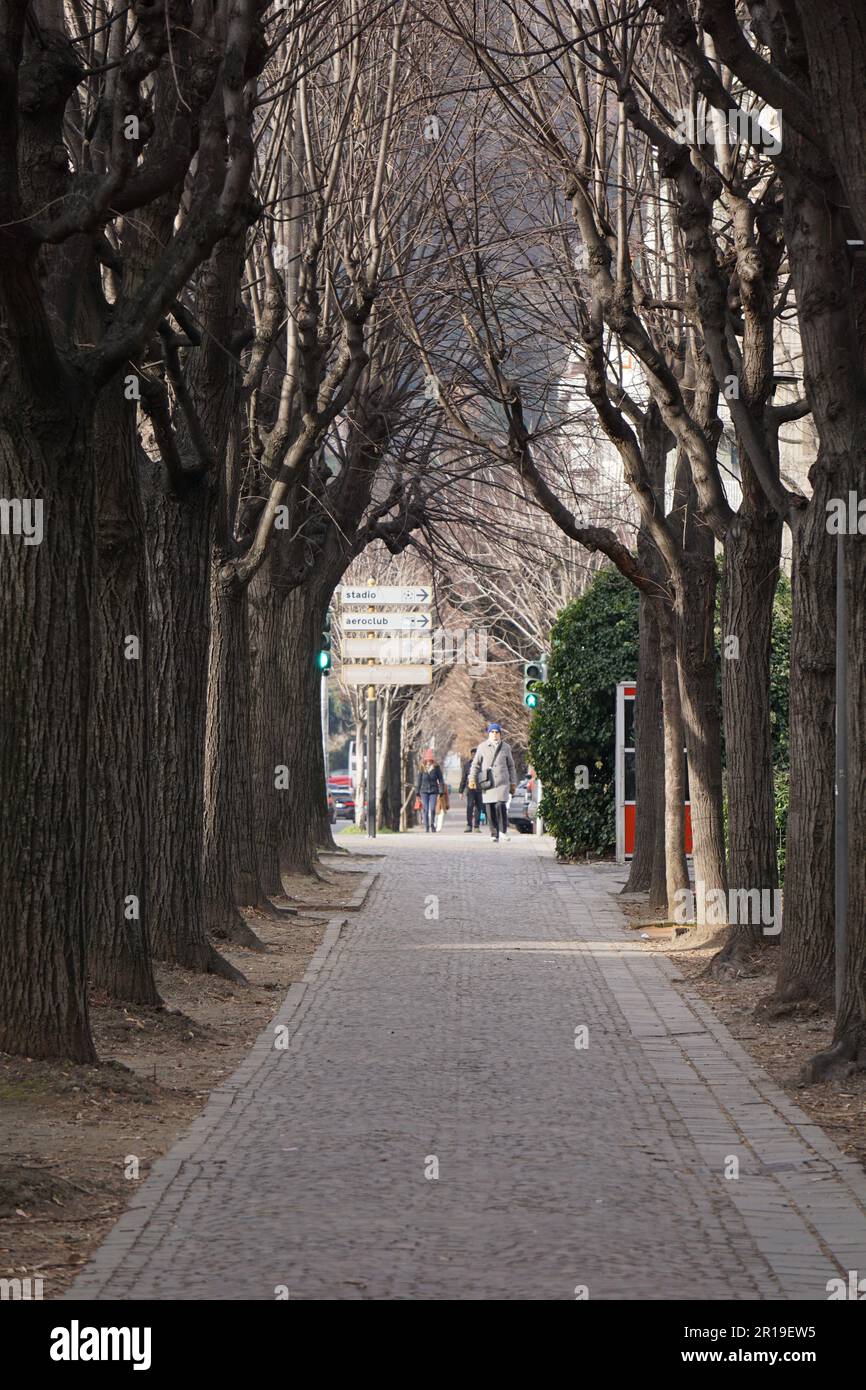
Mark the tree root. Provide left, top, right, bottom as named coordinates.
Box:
left=246, top=898, right=298, bottom=921
left=703, top=935, right=773, bottom=982
left=760, top=974, right=834, bottom=1014
left=204, top=943, right=247, bottom=984
left=800, top=1037, right=860, bottom=1084
left=208, top=911, right=268, bottom=953
left=666, top=924, right=731, bottom=954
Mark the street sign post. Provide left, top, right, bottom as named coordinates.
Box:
left=366, top=687, right=376, bottom=839
left=342, top=611, right=432, bottom=632
left=341, top=664, right=432, bottom=686
left=341, top=585, right=431, bottom=605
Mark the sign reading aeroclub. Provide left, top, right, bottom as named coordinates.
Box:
left=342, top=611, right=432, bottom=632
left=340, top=585, right=431, bottom=605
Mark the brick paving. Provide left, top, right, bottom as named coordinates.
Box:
left=69, top=817, right=866, bottom=1300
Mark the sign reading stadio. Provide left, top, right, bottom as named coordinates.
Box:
left=341, top=585, right=431, bottom=605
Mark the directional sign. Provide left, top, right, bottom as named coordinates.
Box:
left=343, top=637, right=432, bottom=662
left=342, top=611, right=431, bottom=632
left=341, top=585, right=431, bottom=605
left=340, top=664, right=432, bottom=686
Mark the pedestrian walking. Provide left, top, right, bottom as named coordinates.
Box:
left=469, top=724, right=517, bottom=842
left=415, top=749, right=445, bottom=833
left=459, top=746, right=484, bottom=832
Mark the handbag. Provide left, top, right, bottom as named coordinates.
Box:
left=480, top=741, right=502, bottom=790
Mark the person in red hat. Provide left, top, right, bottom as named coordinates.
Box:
left=414, top=748, right=445, bottom=832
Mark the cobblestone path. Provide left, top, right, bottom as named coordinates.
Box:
left=69, top=822, right=866, bottom=1300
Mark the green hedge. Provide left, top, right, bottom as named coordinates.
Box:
left=529, top=564, right=792, bottom=870
left=528, top=570, right=638, bottom=860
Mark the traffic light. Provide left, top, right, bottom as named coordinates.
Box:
left=317, top=610, right=333, bottom=672
left=523, top=656, right=547, bottom=708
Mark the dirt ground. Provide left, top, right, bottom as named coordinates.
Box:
left=0, top=858, right=373, bottom=1300
left=620, top=900, right=866, bottom=1176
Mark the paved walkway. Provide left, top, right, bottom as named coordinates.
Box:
left=70, top=816, right=866, bottom=1300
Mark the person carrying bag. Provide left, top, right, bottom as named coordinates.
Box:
left=469, top=723, right=517, bottom=842
left=415, top=749, right=445, bottom=833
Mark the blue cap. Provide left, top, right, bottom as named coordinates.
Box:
left=487, top=722, right=502, bottom=732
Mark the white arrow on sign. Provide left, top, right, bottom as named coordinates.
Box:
left=343, top=636, right=432, bottom=662
left=342, top=611, right=431, bottom=631
left=340, top=664, right=432, bottom=686
left=340, top=585, right=431, bottom=605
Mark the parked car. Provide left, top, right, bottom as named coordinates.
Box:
left=328, top=777, right=355, bottom=820
left=507, top=776, right=537, bottom=834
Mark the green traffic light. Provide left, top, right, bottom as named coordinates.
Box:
left=316, top=650, right=331, bottom=671
left=525, top=691, right=539, bottom=708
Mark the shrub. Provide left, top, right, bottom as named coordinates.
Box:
left=529, top=569, right=638, bottom=859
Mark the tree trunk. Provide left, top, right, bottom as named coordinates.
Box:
left=87, top=384, right=161, bottom=1003
left=277, top=586, right=331, bottom=875
left=0, top=399, right=97, bottom=1062
left=355, top=715, right=367, bottom=826
left=773, top=144, right=851, bottom=1021
left=624, top=587, right=663, bottom=893
left=658, top=604, right=689, bottom=919
left=674, top=548, right=728, bottom=922
left=773, top=485, right=836, bottom=1004
left=834, top=489, right=866, bottom=1059
left=248, top=564, right=285, bottom=898
left=717, top=506, right=783, bottom=962
left=380, top=694, right=406, bottom=831
left=143, top=462, right=242, bottom=979
left=202, top=571, right=266, bottom=950
left=375, top=690, right=391, bottom=830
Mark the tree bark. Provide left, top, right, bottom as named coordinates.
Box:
left=202, top=572, right=268, bottom=948
left=380, top=693, right=407, bottom=831
left=657, top=603, right=689, bottom=918
left=717, top=505, right=783, bottom=962
left=624, top=588, right=662, bottom=893
left=87, top=383, right=161, bottom=1003
left=773, top=483, right=836, bottom=1004
left=0, top=396, right=97, bottom=1062
left=775, top=142, right=860, bottom=1029
left=143, top=462, right=243, bottom=979
left=674, top=546, right=728, bottom=921
left=277, top=585, right=331, bottom=876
